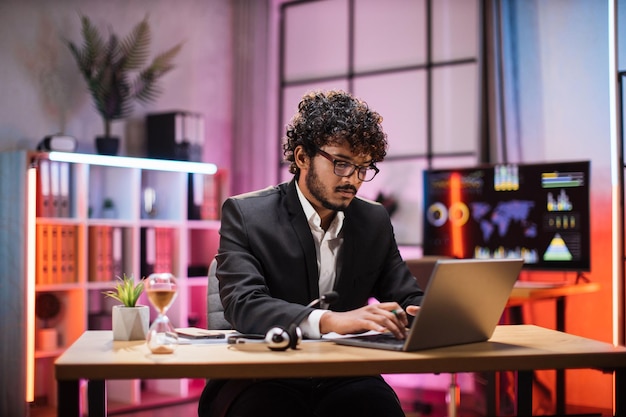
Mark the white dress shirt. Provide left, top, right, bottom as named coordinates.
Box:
left=295, top=181, right=344, bottom=338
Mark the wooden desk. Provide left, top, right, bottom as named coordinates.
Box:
left=508, top=281, right=600, bottom=312
left=55, top=325, right=626, bottom=417
left=506, top=281, right=601, bottom=414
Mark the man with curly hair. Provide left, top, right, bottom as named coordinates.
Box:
left=199, top=90, right=423, bottom=417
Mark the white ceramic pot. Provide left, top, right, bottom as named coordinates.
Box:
left=111, top=305, right=149, bottom=341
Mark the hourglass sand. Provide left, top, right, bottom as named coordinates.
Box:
left=145, top=272, right=179, bottom=354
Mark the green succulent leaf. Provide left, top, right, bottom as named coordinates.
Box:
left=103, top=273, right=145, bottom=307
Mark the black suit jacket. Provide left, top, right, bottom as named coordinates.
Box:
left=215, top=179, right=424, bottom=335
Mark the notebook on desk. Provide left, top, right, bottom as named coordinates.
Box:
left=333, top=258, right=524, bottom=351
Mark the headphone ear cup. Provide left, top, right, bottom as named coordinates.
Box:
left=265, top=326, right=291, bottom=351
left=287, top=323, right=302, bottom=350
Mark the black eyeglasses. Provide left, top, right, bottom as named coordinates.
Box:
left=315, top=148, right=379, bottom=182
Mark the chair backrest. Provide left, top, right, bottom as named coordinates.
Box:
left=206, top=259, right=232, bottom=330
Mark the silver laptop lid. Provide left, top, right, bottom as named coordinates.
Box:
left=403, top=258, right=523, bottom=351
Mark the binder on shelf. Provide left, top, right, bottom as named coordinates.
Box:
left=59, top=162, right=71, bottom=218
left=201, top=173, right=220, bottom=220
left=44, top=224, right=78, bottom=284
left=111, top=227, right=123, bottom=278
left=88, top=226, right=97, bottom=282
left=154, top=228, right=174, bottom=273
left=155, top=228, right=164, bottom=273
left=49, top=161, right=61, bottom=218
left=49, top=225, right=59, bottom=284
left=188, top=173, right=220, bottom=220
left=187, top=173, right=202, bottom=220
left=141, top=227, right=156, bottom=278
left=57, top=225, right=67, bottom=284
left=37, top=160, right=52, bottom=218
left=88, top=226, right=104, bottom=282
left=65, top=225, right=77, bottom=283
left=101, top=226, right=113, bottom=282
left=36, top=224, right=48, bottom=285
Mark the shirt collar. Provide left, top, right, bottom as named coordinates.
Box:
left=295, top=180, right=344, bottom=237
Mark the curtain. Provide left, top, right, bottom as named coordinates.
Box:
left=231, top=0, right=271, bottom=195
left=482, top=0, right=523, bottom=163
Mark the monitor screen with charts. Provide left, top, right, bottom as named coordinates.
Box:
left=332, top=258, right=523, bottom=351
left=422, top=161, right=591, bottom=272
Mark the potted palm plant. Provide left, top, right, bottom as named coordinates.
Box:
left=67, top=14, right=183, bottom=155
left=104, top=273, right=149, bottom=341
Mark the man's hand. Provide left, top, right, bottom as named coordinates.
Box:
left=320, top=302, right=419, bottom=340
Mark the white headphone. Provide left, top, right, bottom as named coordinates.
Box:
left=227, top=324, right=303, bottom=351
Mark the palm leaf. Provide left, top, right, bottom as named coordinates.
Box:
left=67, top=14, right=182, bottom=134
left=133, top=43, right=182, bottom=103
left=150, top=43, right=184, bottom=74
left=119, top=15, right=151, bottom=71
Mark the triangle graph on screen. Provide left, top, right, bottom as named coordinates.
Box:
left=543, top=233, right=573, bottom=261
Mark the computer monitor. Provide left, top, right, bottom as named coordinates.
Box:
left=422, top=161, right=591, bottom=272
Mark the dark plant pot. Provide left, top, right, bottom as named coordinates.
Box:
left=96, top=136, right=120, bottom=156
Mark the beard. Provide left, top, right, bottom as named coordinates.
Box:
left=305, top=162, right=356, bottom=212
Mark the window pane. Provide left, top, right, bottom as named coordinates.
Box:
left=432, top=0, right=479, bottom=62
left=353, top=70, right=427, bottom=157
left=284, top=0, right=349, bottom=82
left=354, top=0, right=427, bottom=72
left=432, top=64, right=479, bottom=154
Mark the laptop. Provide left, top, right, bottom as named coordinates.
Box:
left=333, top=258, right=524, bottom=351
left=404, top=255, right=448, bottom=290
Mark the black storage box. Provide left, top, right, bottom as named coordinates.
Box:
left=146, top=111, right=204, bottom=161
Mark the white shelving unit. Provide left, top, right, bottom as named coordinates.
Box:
left=5, top=150, right=226, bottom=411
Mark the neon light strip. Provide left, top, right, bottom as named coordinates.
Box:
left=26, top=168, right=36, bottom=402
left=608, top=0, right=620, bottom=350
left=47, top=152, right=218, bottom=175
left=450, top=173, right=464, bottom=259
left=608, top=1, right=620, bottom=413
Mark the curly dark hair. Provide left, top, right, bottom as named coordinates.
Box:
left=283, top=89, right=388, bottom=176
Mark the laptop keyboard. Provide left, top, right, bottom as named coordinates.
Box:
left=353, top=333, right=405, bottom=346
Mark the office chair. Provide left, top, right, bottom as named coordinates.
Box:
left=199, top=259, right=235, bottom=417
left=206, top=259, right=232, bottom=330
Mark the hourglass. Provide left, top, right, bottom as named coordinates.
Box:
left=145, top=272, right=179, bottom=354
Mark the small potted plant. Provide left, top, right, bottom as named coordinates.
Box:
left=35, top=293, right=62, bottom=351
left=104, top=273, right=149, bottom=341
left=66, top=14, right=183, bottom=155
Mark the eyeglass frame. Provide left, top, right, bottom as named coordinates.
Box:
left=315, top=148, right=380, bottom=182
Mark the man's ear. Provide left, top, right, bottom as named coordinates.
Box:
left=294, top=145, right=309, bottom=169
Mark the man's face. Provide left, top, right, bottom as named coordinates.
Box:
left=298, top=142, right=373, bottom=214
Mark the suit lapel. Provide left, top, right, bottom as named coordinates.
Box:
left=285, top=180, right=320, bottom=299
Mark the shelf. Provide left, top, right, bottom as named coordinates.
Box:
left=34, top=348, right=65, bottom=360
left=3, top=150, right=226, bottom=409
